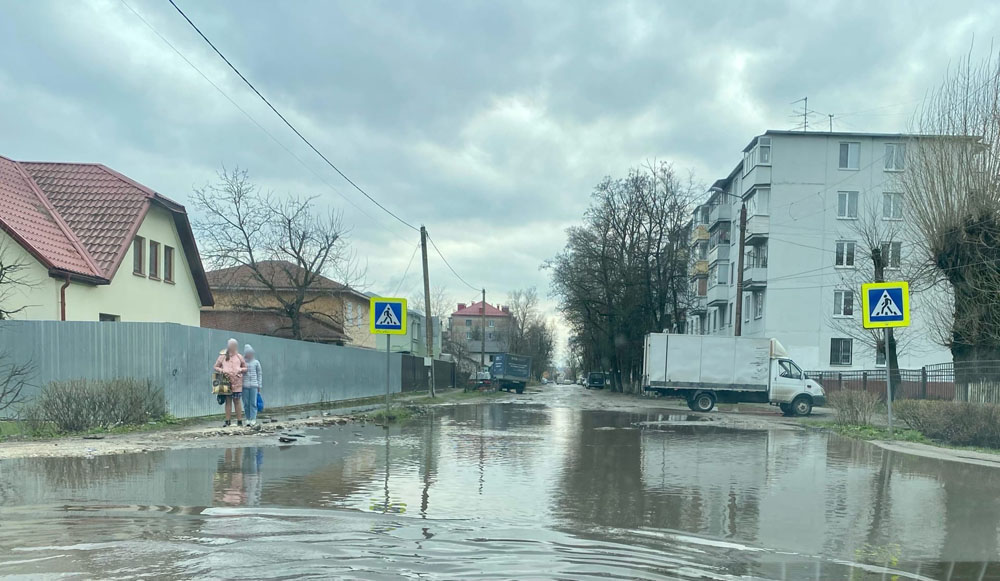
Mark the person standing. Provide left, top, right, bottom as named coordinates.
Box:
left=242, top=344, right=263, bottom=427
left=214, top=338, right=247, bottom=427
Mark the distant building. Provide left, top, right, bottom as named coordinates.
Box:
left=0, top=156, right=213, bottom=324
left=686, top=130, right=952, bottom=370
left=202, top=260, right=369, bottom=345
left=449, top=301, right=512, bottom=367
left=387, top=308, right=442, bottom=357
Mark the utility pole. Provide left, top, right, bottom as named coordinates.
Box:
left=480, top=288, right=486, bottom=371
left=734, top=202, right=747, bottom=336
left=420, top=226, right=435, bottom=398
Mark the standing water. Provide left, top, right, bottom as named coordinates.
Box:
left=1, top=399, right=998, bottom=579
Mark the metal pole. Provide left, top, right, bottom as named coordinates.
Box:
left=885, top=327, right=893, bottom=437
left=734, top=203, right=747, bottom=336
left=385, top=334, right=391, bottom=416
left=420, top=226, right=436, bottom=397
left=480, top=288, right=486, bottom=370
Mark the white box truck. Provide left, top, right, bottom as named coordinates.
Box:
left=641, top=333, right=826, bottom=415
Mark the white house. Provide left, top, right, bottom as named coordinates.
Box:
left=0, top=156, right=213, bottom=324
left=687, top=131, right=952, bottom=371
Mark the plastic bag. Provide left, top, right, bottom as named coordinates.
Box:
left=256, top=392, right=264, bottom=412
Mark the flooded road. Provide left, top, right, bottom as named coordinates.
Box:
left=1, top=388, right=999, bottom=580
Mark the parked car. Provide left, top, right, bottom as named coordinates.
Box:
left=586, top=372, right=606, bottom=389
left=470, top=371, right=491, bottom=389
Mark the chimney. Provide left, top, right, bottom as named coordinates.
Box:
left=501, top=306, right=510, bottom=313
left=458, top=303, right=466, bottom=310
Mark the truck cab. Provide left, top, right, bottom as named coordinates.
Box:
left=770, top=357, right=826, bottom=415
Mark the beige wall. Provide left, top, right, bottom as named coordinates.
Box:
left=0, top=228, right=59, bottom=319
left=2, top=205, right=204, bottom=325
left=342, top=294, right=375, bottom=349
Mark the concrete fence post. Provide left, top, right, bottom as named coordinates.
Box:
left=920, top=367, right=928, bottom=400
left=862, top=371, right=867, bottom=393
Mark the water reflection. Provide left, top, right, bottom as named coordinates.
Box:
left=1, top=402, right=998, bottom=579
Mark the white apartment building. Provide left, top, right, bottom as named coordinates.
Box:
left=686, top=130, right=953, bottom=371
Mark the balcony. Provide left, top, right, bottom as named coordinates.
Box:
left=744, top=266, right=767, bottom=289
left=690, top=224, right=709, bottom=243
left=689, top=296, right=707, bottom=314
left=707, top=283, right=729, bottom=306
left=745, top=214, right=769, bottom=243
left=707, top=244, right=730, bottom=264
left=690, top=260, right=708, bottom=278
left=709, top=203, right=732, bottom=225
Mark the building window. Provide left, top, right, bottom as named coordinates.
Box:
left=835, top=241, right=856, bottom=267
left=830, top=338, right=853, bottom=366
left=466, top=331, right=472, bottom=340
left=99, top=313, right=120, bottom=322
left=728, top=301, right=734, bottom=327
left=880, top=241, right=902, bottom=268
left=837, top=191, right=859, bottom=219
left=164, top=246, right=174, bottom=282
left=747, top=188, right=770, bottom=216
left=839, top=142, right=860, bottom=170
left=834, top=290, right=854, bottom=317
left=133, top=236, right=145, bottom=275
left=148, top=241, right=160, bottom=279
left=884, top=143, right=906, bottom=171
left=730, top=263, right=735, bottom=284
left=696, top=240, right=708, bottom=260
left=465, top=319, right=472, bottom=327
left=488, top=320, right=495, bottom=328
left=346, top=303, right=354, bottom=326
left=882, top=193, right=903, bottom=220
left=758, top=137, right=771, bottom=165
left=717, top=265, right=727, bottom=285
left=743, top=294, right=750, bottom=323
left=753, top=291, right=764, bottom=319
left=488, top=331, right=494, bottom=340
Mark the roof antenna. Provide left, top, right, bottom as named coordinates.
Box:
left=791, top=97, right=809, bottom=131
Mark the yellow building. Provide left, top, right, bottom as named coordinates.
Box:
left=202, top=260, right=374, bottom=347
left=0, top=156, right=213, bottom=324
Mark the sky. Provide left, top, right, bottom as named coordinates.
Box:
left=1, top=0, right=997, bottom=362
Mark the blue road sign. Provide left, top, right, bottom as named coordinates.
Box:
left=861, top=281, right=910, bottom=328
left=369, top=297, right=407, bottom=335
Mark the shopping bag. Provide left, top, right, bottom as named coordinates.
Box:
left=256, top=392, right=264, bottom=412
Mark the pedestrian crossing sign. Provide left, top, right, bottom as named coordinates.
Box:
left=861, top=281, right=910, bottom=329
left=370, top=297, right=407, bottom=334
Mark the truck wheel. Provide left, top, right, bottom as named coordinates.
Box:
left=779, top=403, right=792, bottom=416
left=686, top=399, right=697, bottom=411
left=515, top=385, right=525, bottom=394
left=791, top=396, right=813, bottom=417
left=691, top=392, right=716, bottom=413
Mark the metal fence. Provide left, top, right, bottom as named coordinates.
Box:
left=806, top=361, right=1000, bottom=403
left=400, top=354, right=457, bottom=393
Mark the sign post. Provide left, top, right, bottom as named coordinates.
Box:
left=861, top=281, right=910, bottom=436
left=369, top=297, right=407, bottom=418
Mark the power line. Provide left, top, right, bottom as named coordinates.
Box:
left=426, top=232, right=480, bottom=292
left=167, top=0, right=418, bottom=232
left=393, top=242, right=421, bottom=295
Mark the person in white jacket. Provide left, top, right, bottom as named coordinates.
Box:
left=242, top=344, right=263, bottom=427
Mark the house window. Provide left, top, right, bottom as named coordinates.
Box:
left=882, top=193, right=903, bottom=220
left=753, top=291, right=764, bottom=319
left=487, top=331, right=494, bottom=340
left=830, top=338, right=853, bottom=366
left=488, top=320, right=495, bottom=328
left=837, top=191, right=859, bottom=219
left=835, top=241, right=856, bottom=267
left=465, top=319, right=472, bottom=327
left=880, top=241, right=902, bottom=268
left=884, top=143, right=906, bottom=171
left=133, top=236, right=145, bottom=275
left=346, top=303, right=354, bottom=326
left=466, top=331, right=472, bottom=340
left=834, top=290, right=854, bottom=317
left=164, top=246, right=174, bottom=282
left=99, top=313, right=120, bottom=322
left=839, top=142, right=860, bottom=170
left=743, top=294, right=750, bottom=323
left=148, top=241, right=160, bottom=279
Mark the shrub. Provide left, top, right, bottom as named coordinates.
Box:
left=895, top=400, right=1000, bottom=449
left=22, top=379, right=166, bottom=433
left=828, top=390, right=882, bottom=426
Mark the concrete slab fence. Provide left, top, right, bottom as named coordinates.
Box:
left=0, top=321, right=405, bottom=418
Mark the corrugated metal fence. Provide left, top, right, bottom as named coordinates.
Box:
left=806, top=362, right=1000, bottom=403
left=0, top=321, right=460, bottom=419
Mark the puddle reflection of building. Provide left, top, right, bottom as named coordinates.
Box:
left=212, top=447, right=263, bottom=506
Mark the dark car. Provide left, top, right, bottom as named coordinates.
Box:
left=586, top=371, right=606, bottom=389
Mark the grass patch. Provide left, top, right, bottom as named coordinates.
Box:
left=365, top=406, right=417, bottom=423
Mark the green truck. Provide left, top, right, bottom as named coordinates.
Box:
left=491, top=353, right=532, bottom=394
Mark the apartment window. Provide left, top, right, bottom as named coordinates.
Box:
left=709, top=224, right=731, bottom=249
left=148, top=241, right=160, bottom=279
left=839, top=142, right=860, bottom=170
left=132, top=236, right=145, bottom=275
left=696, top=240, right=708, bottom=260
left=830, top=338, right=853, bottom=366
left=743, top=294, right=751, bottom=323
left=717, top=265, right=727, bottom=285
left=163, top=246, right=174, bottom=282
left=465, top=319, right=472, bottom=327
left=487, top=332, right=494, bottom=340
left=488, top=320, right=495, bottom=328
left=834, top=290, right=854, bottom=317
left=699, top=207, right=710, bottom=225
left=835, top=241, right=856, bottom=267
left=837, top=191, right=859, bottom=219
left=880, top=241, right=902, bottom=268
left=882, top=193, right=903, bottom=220
left=711, top=310, right=717, bottom=331
left=730, top=263, right=735, bottom=284
left=466, top=331, right=472, bottom=340
left=748, top=244, right=768, bottom=268
left=884, top=143, right=906, bottom=171
left=99, top=313, right=120, bottom=322
left=747, top=188, right=770, bottom=216
left=753, top=291, right=764, bottom=319
left=758, top=137, right=771, bottom=165
left=728, top=301, right=734, bottom=326
left=697, top=277, right=707, bottom=296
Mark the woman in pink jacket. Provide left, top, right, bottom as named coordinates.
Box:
left=215, top=338, right=248, bottom=427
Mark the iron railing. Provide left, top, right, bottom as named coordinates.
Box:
left=805, top=361, right=1000, bottom=402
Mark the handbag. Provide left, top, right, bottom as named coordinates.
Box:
left=256, top=392, right=264, bottom=412
left=212, top=371, right=232, bottom=395
left=217, top=394, right=226, bottom=405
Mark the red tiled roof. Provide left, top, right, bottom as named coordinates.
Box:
left=451, top=301, right=510, bottom=317
left=0, top=156, right=213, bottom=305
left=206, top=261, right=359, bottom=295
left=201, top=309, right=348, bottom=344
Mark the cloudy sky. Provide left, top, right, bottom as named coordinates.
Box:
left=0, top=0, right=996, bottom=357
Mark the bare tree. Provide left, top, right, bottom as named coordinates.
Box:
left=0, top=242, right=35, bottom=414
left=504, top=287, right=555, bottom=380
left=193, top=166, right=361, bottom=341
left=902, top=50, right=1000, bottom=370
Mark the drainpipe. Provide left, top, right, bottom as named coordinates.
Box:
left=60, top=274, right=70, bottom=321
